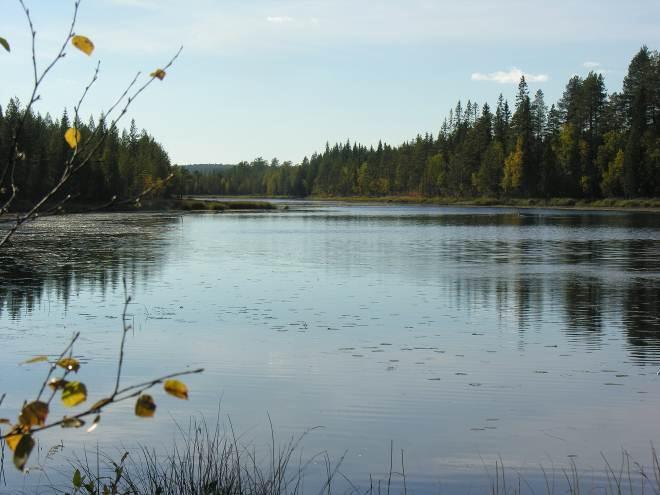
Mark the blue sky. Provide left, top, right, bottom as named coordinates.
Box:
left=2, top=0, right=659, bottom=164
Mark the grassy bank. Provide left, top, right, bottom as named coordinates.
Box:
left=186, top=193, right=660, bottom=211
left=64, top=418, right=660, bottom=495
left=174, top=198, right=277, bottom=211
left=9, top=196, right=658, bottom=217
left=308, top=195, right=660, bottom=211
left=3, top=197, right=278, bottom=216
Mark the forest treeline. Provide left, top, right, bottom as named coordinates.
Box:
left=2, top=47, right=658, bottom=205
left=0, top=101, right=172, bottom=206
left=177, top=47, right=659, bottom=200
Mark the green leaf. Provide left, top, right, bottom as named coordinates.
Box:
left=73, top=468, right=83, bottom=488
left=0, top=36, right=9, bottom=53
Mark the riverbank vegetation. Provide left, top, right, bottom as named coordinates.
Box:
left=307, top=195, right=660, bottom=209
left=64, top=417, right=660, bottom=495
left=176, top=47, right=659, bottom=204
left=175, top=198, right=277, bottom=211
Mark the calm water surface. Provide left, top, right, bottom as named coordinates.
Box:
left=1, top=202, right=659, bottom=493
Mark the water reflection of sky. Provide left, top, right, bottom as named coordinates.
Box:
left=0, top=205, right=659, bottom=493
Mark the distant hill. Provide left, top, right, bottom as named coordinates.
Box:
left=179, top=164, right=235, bottom=174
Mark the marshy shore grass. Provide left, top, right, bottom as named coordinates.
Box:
left=308, top=195, right=660, bottom=211
left=174, top=198, right=277, bottom=211
left=185, top=193, right=660, bottom=211
left=62, top=417, right=660, bottom=495
left=3, top=197, right=278, bottom=216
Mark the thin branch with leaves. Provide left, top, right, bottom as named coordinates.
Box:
left=0, top=0, right=182, bottom=248
left=0, top=279, right=203, bottom=472
left=0, top=0, right=201, bottom=475
left=0, top=0, right=81, bottom=215
left=0, top=44, right=183, bottom=248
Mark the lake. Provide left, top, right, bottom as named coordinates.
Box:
left=1, top=202, right=659, bottom=493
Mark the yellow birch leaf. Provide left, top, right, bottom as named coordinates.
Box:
left=61, top=381, right=87, bottom=407
left=150, top=69, right=166, bottom=80
left=64, top=128, right=81, bottom=149
left=61, top=416, right=85, bottom=428
left=71, top=35, right=94, bottom=55
left=163, top=379, right=188, bottom=400
left=13, top=434, right=35, bottom=471
left=5, top=429, right=22, bottom=451
left=135, top=394, right=156, bottom=418
left=22, top=355, right=49, bottom=365
left=0, top=36, right=9, bottom=53
left=18, top=401, right=49, bottom=428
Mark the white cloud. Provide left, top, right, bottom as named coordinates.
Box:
left=581, top=61, right=612, bottom=75
left=583, top=61, right=612, bottom=75
left=266, top=16, right=294, bottom=23
left=111, top=0, right=158, bottom=8
left=471, top=67, right=549, bottom=84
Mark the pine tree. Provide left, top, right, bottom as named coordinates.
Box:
left=623, top=88, right=646, bottom=197
left=510, top=76, right=535, bottom=195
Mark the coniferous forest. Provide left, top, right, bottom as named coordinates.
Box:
left=2, top=47, right=658, bottom=206
left=177, top=47, right=659, bottom=201
left=0, top=102, right=171, bottom=207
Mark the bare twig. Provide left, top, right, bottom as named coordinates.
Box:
left=73, top=60, right=101, bottom=129
left=77, top=195, right=118, bottom=213
left=401, top=449, right=407, bottom=495
left=387, top=440, right=393, bottom=495
left=1, top=0, right=80, bottom=215
left=116, top=174, right=175, bottom=207
left=113, top=279, right=133, bottom=397
left=114, top=369, right=204, bottom=398
left=41, top=193, right=75, bottom=216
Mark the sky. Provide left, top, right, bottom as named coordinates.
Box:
left=1, top=0, right=659, bottom=165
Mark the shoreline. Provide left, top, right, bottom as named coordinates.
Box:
left=2, top=197, right=278, bottom=216
left=309, top=195, right=660, bottom=212
left=190, top=194, right=660, bottom=213
left=6, top=195, right=660, bottom=216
